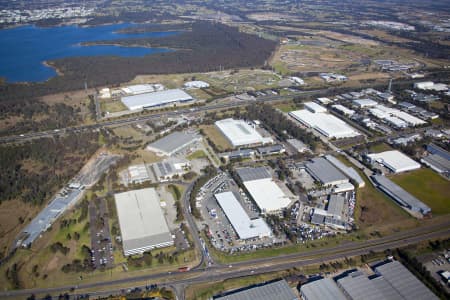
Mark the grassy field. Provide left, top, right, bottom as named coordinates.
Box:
left=100, top=99, right=127, bottom=114
left=199, top=125, right=232, bottom=151
left=335, top=155, right=417, bottom=235
left=390, top=168, right=450, bottom=215
left=369, top=142, right=393, bottom=153
left=274, top=101, right=298, bottom=113
left=187, top=150, right=207, bottom=160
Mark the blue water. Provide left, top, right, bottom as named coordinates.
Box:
left=0, top=23, right=177, bottom=82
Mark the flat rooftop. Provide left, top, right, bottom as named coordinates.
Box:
left=147, top=131, right=200, bottom=156
left=290, top=109, right=359, bottom=139
left=368, top=150, right=421, bottom=173
left=121, top=89, right=193, bottom=110
left=114, top=188, right=172, bottom=255
left=215, top=192, right=271, bottom=240
left=215, top=118, right=272, bottom=147
left=236, top=166, right=272, bottom=182
left=306, top=157, right=349, bottom=186
left=243, top=178, right=291, bottom=213
left=214, top=280, right=298, bottom=300
left=374, top=261, right=438, bottom=300
left=300, top=278, right=347, bottom=300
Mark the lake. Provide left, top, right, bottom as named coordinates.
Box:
left=0, top=23, right=177, bottom=82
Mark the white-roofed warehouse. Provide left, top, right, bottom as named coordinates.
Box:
left=115, top=188, right=173, bottom=256
left=121, top=89, right=193, bottom=110
left=215, top=118, right=273, bottom=148
left=237, top=167, right=291, bottom=213
left=289, top=109, right=359, bottom=139
left=367, top=150, right=421, bottom=173
left=215, top=192, right=272, bottom=240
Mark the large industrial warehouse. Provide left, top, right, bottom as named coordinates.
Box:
left=215, top=118, right=273, bottom=148
left=289, top=109, right=359, bottom=139
left=371, top=175, right=431, bottom=216
left=121, top=89, right=193, bottom=110
left=300, top=260, right=438, bottom=300
left=215, top=192, right=272, bottom=240
left=214, top=279, right=298, bottom=300
left=146, top=131, right=202, bottom=156
left=114, top=188, right=173, bottom=256
left=237, top=167, right=291, bottom=213
left=305, top=157, right=349, bottom=186
left=367, top=150, right=421, bottom=173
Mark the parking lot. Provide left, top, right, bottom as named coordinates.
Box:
left=196, top=172, right=281, bottom=253
left=89, top=197, right=114, bottom=269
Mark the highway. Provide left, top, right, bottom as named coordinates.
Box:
left=0, top=89, right=329, bottom=144
left=0, top=220, right=448, bottom=299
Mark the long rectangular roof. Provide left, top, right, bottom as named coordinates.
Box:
left=215, top=118, right=271, bottom=147
left=305, top=157, right=349, bottom=185
left=375, top=261, right=438, bottom=300
left=147, top=131, right=201, bottom=156
left=215, top=192, right=271, bottom=240
left=371, top=175, right=430, bottom=215
left=300, top=278, right=347, bottom=300
left=214, top=280, right=298, bottom=300
left=325, top=155, right=365, bottom=187
left=289, top=109, right=359, bottom=139
left=421, top=154, right=450, bottom=173
left=337, top=271, right=386, bottom=300
left=367, top=150, right=420, bottom=173
left=243, top=178, right=291, bottom=213
left=121, top=89, right=193, bottom=110
left=114, top=188, right=172, bottom=255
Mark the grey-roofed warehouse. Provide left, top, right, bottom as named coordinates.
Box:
left=114, top=188, right=173, bottom=256
left=327, top=194, right=345, bottom=219
left=337, top=271, right=386, bottom=300
left=306, top=157, right=349, bottom=186
left=374, top=260, right=438, bottom=300
left=19, top=188, right=83, bottom=247
left=300, top=278, right=346, bottom=300
left=213, top=279, right=298, bottom=300
left=325, top=155, right=365, bottom=187
left=121, top=89, right=193, bottom=110
left=421, top=154, right=450, bottom=176
left=236, top=166, right=272, bottom=182
left=147, top=131, right=202, bottom=156
left=371, top=175, right=431, bottom=215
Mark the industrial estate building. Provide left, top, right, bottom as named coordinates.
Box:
left=147, top=131, right=202, bottom=156
left=325, top=155, right=365, bottom=188
left=300, top=278, right=347, bottom=300
left=151, top=158, right=190, bottom=182
left=237, top=167, right=291, bottom=213
left=183, top=80, right=209, bottom=89
left=215, top=192, right=272, bottom=240
left=371, top=175, right=431, bottom=216
left=300, top=260, right=438, bottom=300
left=114, top=188, right=173, bottom=256
left=121, top=89, right=193, bottom=110
left=289, top=107, right=359, bottom=139
left=421, top=154, right=450, bottom=177
left=121, top=84, right=164, bottom=95
left=369, top=104, right=426, bottom=128
left=19, top=187, right=83, bottom=247
left=305, top=157, right=349, bottom=186
left=367, top=150, right=421, bottom=173
left=215, top=118, right=273, bottom=148
left=213, top=279, right=298, bottom=300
